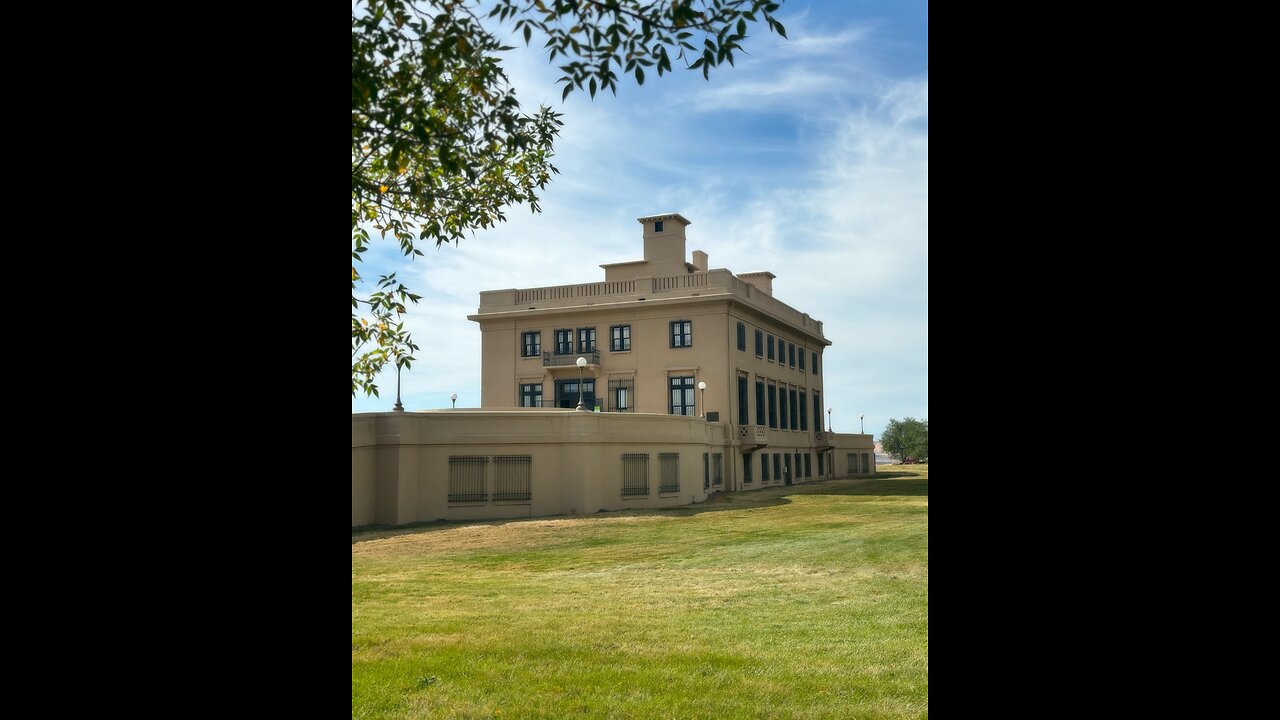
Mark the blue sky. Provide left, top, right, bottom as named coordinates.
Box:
left=352, top=1, right=928, bottom=441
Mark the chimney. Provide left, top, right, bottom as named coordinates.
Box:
left=692, top=250, right=708, bottom=272
left=636, top=213, right=693, bottom=277
left=738, top=271, right=775, bottom=296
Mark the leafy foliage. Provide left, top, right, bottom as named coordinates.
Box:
left=352, top=0, right=787, bottom=396
left=880, top=417, right=928, bottom=462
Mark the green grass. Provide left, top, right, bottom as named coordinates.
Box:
left=352, top=465, right=928, bottom=719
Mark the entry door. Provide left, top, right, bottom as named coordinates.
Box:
left=555, top=379, right=596, bottom=409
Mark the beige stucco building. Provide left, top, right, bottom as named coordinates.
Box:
left=351, top=213, right=875, bottom=528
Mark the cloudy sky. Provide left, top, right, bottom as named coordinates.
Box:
left=352, top=0, right=928, bottom=441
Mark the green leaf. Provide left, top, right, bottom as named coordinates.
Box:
left=562, top=83, right=573, bottom=101
left=773, top=20, right=787, bottom=39
left=635, top=66, right=644, bottom=85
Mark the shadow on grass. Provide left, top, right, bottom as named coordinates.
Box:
left=352, top=472, right=929, bottom=543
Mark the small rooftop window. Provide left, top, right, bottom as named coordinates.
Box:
left=654, top=220, right=664, bottom=232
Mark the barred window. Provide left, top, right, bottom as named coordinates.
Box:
left=609, top=378, right=635, bottom=412
left=712, top=453, right=723, bottom=486
left=623, top=453, right=649, bottom=496
left=743, top=453, right=753, bottom=484
left=660, top=453, right=680, bottom=493
left=493, top=456, right=532, bottom=501
left=448, top=456, right=488, bottom=502
left=848, top=454, right=857, bottom=474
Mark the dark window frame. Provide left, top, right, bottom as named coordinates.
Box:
left=755, top=381, right=766, bottom=426
left=788, top=343, right=796, bottom=368
left=767, top=383, right=777, bottom=429
left=767, top=335, right=775, bottom=362
left=669, top=375, right=695, bottom=415
left=610, top=324, right=631, bottom=351
left=670, top=320, right=692, bottom=348
left=736, top=322, right=746, bottom=351
left=577, top=326, right=596, bottom=353
left=554, top=328, right=572, bottom=355
left=799, top=391, right=808, bottom=431
left=519, top=382, right=543, bottom=408
left=737, top=375, right=749, bottom=425
left=521, top=330, right=541, bottom=358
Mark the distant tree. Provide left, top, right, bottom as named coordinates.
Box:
left=880, top=417, right=928, bottom=462
left=352, top=0, right=789, bottom=397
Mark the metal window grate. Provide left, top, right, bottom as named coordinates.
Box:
left=848, top=454, right=857, bottom=475
left=712, top=453, right=723, bottom=486
left=448, top=456, right=488, bottom=502
left=609, top=378, right=635, bottom=412
left=493, top=455, right=532, bottom=501
left=659, top=453, right=680, bottom=493
left=623, top=453, right=649, bottom=496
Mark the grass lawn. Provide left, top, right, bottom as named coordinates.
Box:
left=352, top=465, right=928, bottom=719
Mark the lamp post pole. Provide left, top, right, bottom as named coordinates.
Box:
left=393, top=360, right=404, bottom=412
left=827, top=408, right=832, bottom=432
left=698, top=381, right=707, bottom=418
left=576, top=356, right=587, bottom=410
left=451, top=393, right=457, bottom=409
left=860, top=413, right=864, bottom=434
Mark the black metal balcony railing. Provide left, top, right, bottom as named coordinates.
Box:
left=543, top=349, right=600, bottom=367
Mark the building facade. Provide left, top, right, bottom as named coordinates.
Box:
left=468, top=213, right=847, bottom=491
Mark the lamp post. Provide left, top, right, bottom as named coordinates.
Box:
left=698, top=381, right=707, bottom=418
left=451, top=393, right=457, bottom=409
left=827, top=408, right=832, bottom=432
left=860, top=413, right=864, bottom=434
left=576, top=356, right=588, bottom=410
left=393, top=360, right=404, bottom=412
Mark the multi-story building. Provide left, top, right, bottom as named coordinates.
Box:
left=469, top=212, right=838, bottom=489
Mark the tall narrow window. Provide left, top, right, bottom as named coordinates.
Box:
left=799, top=391, right=808, bottom=431
left=788, top=343, right=796, bottom=368
left=814, top=392, right=822, bottom=431
left=669, top=376, right=695, bottom=415
left=817, top=452, right=824, bottom=476
left=610, top=324, right=631, bottom=351
left=743, top=453, right=753, bottom=484
left=755, top=380, right=766, bottom=426
left=804, top=453, right=811, bottom=478
left=622, top=454, right=649, bottom=496
left=521, top=331, right=540, bottom=357
left=703, top=452, right=709, bottom=490
left=779, top=386, right=788, bottom=431
left=660, top=453, right=680, bottom=493
left=555, top=329, right=572, bottom=355
left=767, top=335, right=775, bottom=361
left=737, top=375, right=749, bottom=425
left=762, top=453, right=769, bottom=482
left=670, top=320, right=692, bottom=348
left=754, top=329, right=764, bottom=356
left=737, top=322, right=746, bottom=351
left=767, top=383, right=777, bottom=429
left=789, top=388, right=798, bottom=429
left=519, top=383, right=542, bottom=407
left=799, top=349, right=805, bottom=372
left=712, top=453, right=723, bottom=486
left=812, top=352, right=819, bottom=375
left=578, top=327, right=596, bottom=353
left=773, top=454, right=781, bottom=482
left=609, top=378, right=634, bottom=412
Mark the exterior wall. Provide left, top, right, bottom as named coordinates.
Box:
left=352, top=410, right=733, bottom=527
left=831, top=433, right=877, bottom=476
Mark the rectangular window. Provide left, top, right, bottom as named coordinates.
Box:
left=767, top=383, right=777, bottom=429
left=623, top=453, right=649, bottom=496
left=767, top=335, right=775, bottom=361
left=737, top=322, right=746, bottom=351
left=738, top=375, right=749, bottom=425
left=784, top=454, right=792, bottom=483
left=773, top=454, right=781, bottom=482
left=812, top=352, right=819, bottom=375
left=703, top=452, right=710, bottom=490
left=799, top=391, right=808, bottom=431
left=660, top=453, right=680, bottom=493
left=493, top=455, right=532, bottom=501
left=814, top=392, right=822, bottom=431
left=555, top=329, right=572, bottom=355
left=789, top=388, right=798, bottom=430
left=655, top=220, right=664, bottom=232
left=448, top=456, right=487, bottom=502
left=804, top=453, right=811, bottom=478
left=848, top=453, right=857, bottom=475
left=754, top=329, right=764, bottom=356
left=788, top=343, right=796, bottom=368
left=670, top=320, right=692, bottom=348
left=755, top=381, right=765, bottom=426
left=799, top=349, right=805, bottom=372
left=779, top=386, right=788, bottom=430
left=761, top=453, right=769, bottom=482
left=610, top=324, right=631, bottom=351
left=712, top=453, right=723, bottom=486
left=608, top=378, right=634, bottom=412
left=743, top=453, right=753, bottom=484
left=795, top=453, right=802, bottom=481
left=521, top=331, right=540, bottom=357
left=519, top=383, right=542, bottom=407
left=555, top=378, right=595, bottom=409
left=578, top=327, right=596, bottom=353
left=670, top=376, right=695, bottom=415
left=817, top=452, right=824, bottom=476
